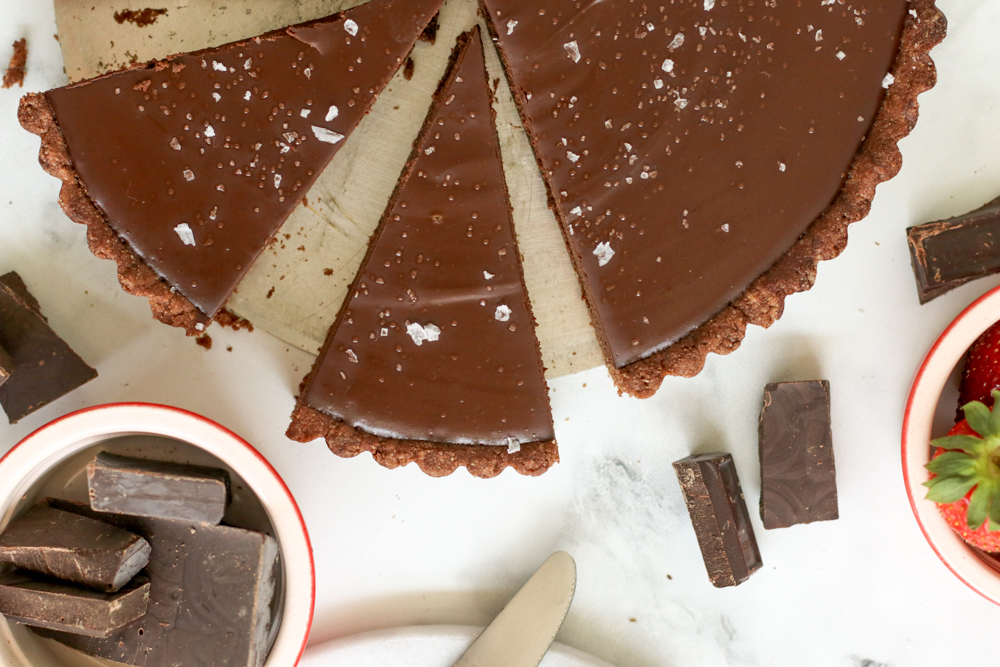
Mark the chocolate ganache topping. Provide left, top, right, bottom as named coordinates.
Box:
left=482, top=0, right=909, bottom=367
left=302, top=27, right=554, bottom=447
left=44, top=0, right=444, bottom=318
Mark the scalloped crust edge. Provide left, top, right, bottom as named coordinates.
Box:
left=286, top=403, right=559, bottom=478
left=611, top=0, right=947, bottom=397
left=18, top=92, right=215, bottom=335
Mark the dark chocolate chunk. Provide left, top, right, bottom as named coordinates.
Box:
left=0, top=571, right=149, bottom=638
left=41, top=500, right=279, bottom=667
left=0, top=343, right=13, bottom=388
left=0, top=505, right=150, bottom=592
left=673, top=453, right=761, bottom=588
left=87, top=452, right=231, bottom=524
left=759, top=381, right=838, bottom=529
left=0, top=272, right=97, bottom=423
left=907, top=196, right=1000, bottom=303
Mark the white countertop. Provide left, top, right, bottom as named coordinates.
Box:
left=2, top=2, right=1000, bottom=666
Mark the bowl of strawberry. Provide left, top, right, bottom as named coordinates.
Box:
left=903, top=285, right=1000, bottom=603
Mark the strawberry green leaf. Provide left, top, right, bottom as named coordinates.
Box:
left=988, top=488, right=1000, bottom=527
left=963, top=401, right=997, bottom=438
left=968, top=484, right=991, bottom=530
left=925, top=475, right=977, bottom=503
left=929, top=435, right=982, bottom=454
left=926, top=451, right=978, bottom=476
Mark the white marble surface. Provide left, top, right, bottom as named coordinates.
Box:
left=1, top=2, right=1000, bottom=666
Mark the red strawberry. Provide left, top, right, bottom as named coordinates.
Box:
left=957, top=321, right=1000, bottom=420
left=926, top=392, right=1000, bottom=552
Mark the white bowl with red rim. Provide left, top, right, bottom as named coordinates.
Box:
left=903, top=285, right=1000, bottom=605
left=0, top=403, right=314, bottom=666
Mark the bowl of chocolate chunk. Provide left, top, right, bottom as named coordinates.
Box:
left=903, top=284, right=1000, bottom=604
left=0, top=403, right=313, bottom=666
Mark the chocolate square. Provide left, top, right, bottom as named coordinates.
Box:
left=673, top=453, right=762, bottom=587
left=758, top=381, right=838, bottom=529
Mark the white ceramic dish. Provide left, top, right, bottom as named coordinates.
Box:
left=902, top=285, right=1000, bottom=605
left=0, top=403, right=314, bottom=666
left=300, top=625, right=616, bottom=667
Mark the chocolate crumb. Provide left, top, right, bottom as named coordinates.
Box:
left=195, top=335, right=212, bottom=350
left=212, top=310, right=253, bottom=332
left=403, top=57, right=415, bottom=81
left=226, top=346, right=232, bottom=352
left=113, top=8, right=168, bottom=28
left=419, top=14, right=439, bottom=44
left=323, top=268, right=333, bottom=276
left=266, top=287, right=275, bottom=299
left=3, top=39, right=27, bottom=89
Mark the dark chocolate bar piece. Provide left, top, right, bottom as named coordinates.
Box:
left=0, top=271, right=97, bottom=423
left=907, top=196, right=1000, bottom=303
left=0, top=571, right=149, bottom=638
left=87, top=452, right=231, bottom=524
left=673, top=453, right=762, bottom=588
left=759, top=381, right=839, bottom=529
left=0, top=505, right=150, bottom=592
left=0, top=343, right=12, bottom=388
left=39, top=500, right=279, bottom=667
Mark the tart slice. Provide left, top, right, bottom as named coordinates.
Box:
left=287, top=27, right=557, bottom=478
left=481, top=0, right=945, bottom=396
left=18, top=0, right=444, bottom=334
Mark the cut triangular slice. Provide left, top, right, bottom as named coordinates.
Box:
left=19, top=0, right=443, bottom=332
left=287, top=27, right=557, bottom=479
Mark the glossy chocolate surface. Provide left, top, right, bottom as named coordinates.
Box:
left=303, top=29, right=554, bottom=447
left=673, top=452, right=761, bottom=588
left=483, top=0, right=908, bottom=366
left=758, top=381, right=838, bottom=529
left=45, top=0, right=443, bottom=318
left=0, top=272, right=97, bottom=423
left=907, top=196, right=1000, bottom=303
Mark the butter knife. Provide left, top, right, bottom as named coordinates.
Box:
left=451, top=551, right=577, bottom=667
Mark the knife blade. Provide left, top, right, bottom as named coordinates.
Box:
left=451, top=551, right=576, bottom=667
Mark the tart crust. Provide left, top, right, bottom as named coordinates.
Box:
left=484, top=0, right=947, bottom=398
left=287, top=403, right=558, bottom=478
left=19, top=92, right=212, bottom=335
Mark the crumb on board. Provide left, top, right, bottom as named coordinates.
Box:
left=113, top=8, right=168, bottom=28
left=3, top=39, right=27, bottom=89
left=196, top=334, right=213, bottom=350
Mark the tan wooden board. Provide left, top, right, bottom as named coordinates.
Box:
left=53, top=0, right=604, bottom=379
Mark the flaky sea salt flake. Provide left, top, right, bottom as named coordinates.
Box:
left=212, top=93, right=221, bottom=102
left=668, top=33, right=685, bottom=50
left=170, top=137, right=181, bottom=150
left=425, top=146, right=436, bottom=155
left=654, top=78, right=664, bottom=89
left=274, top=174, right=282, bottom=189
left=484, top=271, right=494, bottom=280
left=564, top=40, right=581, bottom=63
left=882, top=72, right=895, bottom=88
left=506, top=437, right=521, bottom=454
left=183, top=169, right=195, bottom=181
left=244, top=91, right=251, bottom=101
left=344, top=18, right=359, bottom=36
left=244, top=58, right=252, bottom=70
left=345, top=349, right=358, bottom=364
left=204, top=124, right=216, bottom=138
left=507, top=19, right=518, bottom=35
left=495, top=305, right=512, bottom=322
left=406, top=322, right=440, bottom=346
left=594, top=241, right=615, bottom=267
left=836, top=51, right=846, bottom=60
left=325, top=105, right=339, bottom=122
left=174, top=223, right=196, bottom=246
left=661, top=58, right=674, bottom=73
left=312, top=126, right=345, bottom=144
left=301, top=109, right=311, bottom=118
left=566, top=151, right=580, bottom=163
left=704, top=0, right=715, bottom=10
left=212, top=61, right=226, bottom=72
